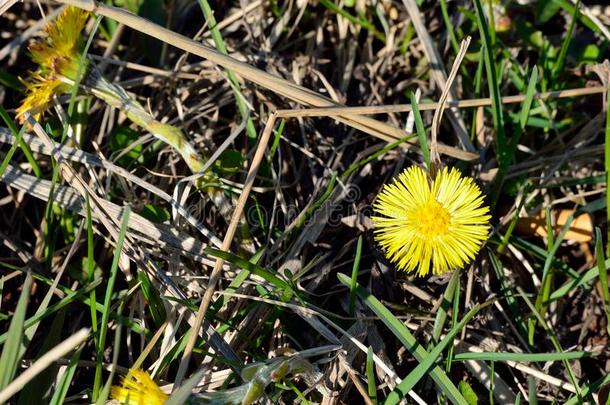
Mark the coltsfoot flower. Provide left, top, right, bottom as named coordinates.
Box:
left=110, top=357, right=315, bottom=405
left=16, top=6, right=89, bottom=122
left=373, top=166, right=490, bottom=276
left=111, top=369, right=168, bottom=405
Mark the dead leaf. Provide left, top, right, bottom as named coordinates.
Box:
left=515, top=209, right=593, bottom=243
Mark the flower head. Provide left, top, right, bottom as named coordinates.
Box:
left=111, top=369, right=168, bottom=405
left=373, top=166, right=490, bottom=276
left=16, top=6, right=89, bottom=122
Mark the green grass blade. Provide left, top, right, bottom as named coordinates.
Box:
left=349, top=236, right=363, bottom=316
left=518, top=287, right=582, bottom=397
left=550, top=0, right=601, bottom=34
left=0, top=273, right=32, bottom=391
left=93, top=206, right=131, bottom=400
left=432, top=269, right=460, bottom=342
left=0, top=106, right=40, bottom=178
left=366, top=347, right=378, bottom=405
left=166, top=369, right=205, bottom=405
left=444, top=271, right=461, bottom=376
left=606, top=85, right=610, bottom=254
left=439, top=0, right=460, bottom=55
left=197, top=0, right=257, bottom=139
left=205, top=247, right=292, bottom=294
left=488, top=250, right=528, bottom=340
left=453, top=350, right=595, bottom=362
left=529, top=211, right=574, bottom=343
left=48, top=345, right=83, bottom=405
left=409, top=92, right=430, bottom=170
left=0, top=279, right=101, bottom=345
left=527, top=376, right=538, bottom=404
left=564, top=372, right=610, bottom=405
left=0, top=125, right=25, bottom=178
left=341, top=135, right=415, bottom=180
left=549, top=265, right=599, bottom=301
left=519, top=67, right=538, bottom=131
left=18, top=312, right=66, bottom=405
left=595, top=228, right=610, bottom=336
left=337, top=273, right=467, bottom=404
left=86, top=196, right=98, bottom=338
left=473, top=0, right=507, bottom=169
left=95, top=301, right=125, bottom=405
left=384, top=304, right=481, bottom=405
left=551, top=0, right=580, bottom=83
left=319, top=0, right=385, bottom=41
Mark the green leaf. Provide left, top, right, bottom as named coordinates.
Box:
left=579, top=43, right=600, bottom=65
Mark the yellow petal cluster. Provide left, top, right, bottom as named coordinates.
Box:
left=110, top=369, right=168, bottom=405
left=16, top=6, right=89, bottom=122
left=373, top=166, right=490, bottom=276
left=33, top=6, right=89, bottom=66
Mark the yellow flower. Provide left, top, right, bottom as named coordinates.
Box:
left=16, top=6, right=89, bottom=122
left=16, top=75, right=66, bottom=122
left=29, top=6, right=88, bottom=73
left=110, top=369, right=168, bottom=405
left=373, top=166, right=490, bottom=276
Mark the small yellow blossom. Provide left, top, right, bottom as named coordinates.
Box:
left=111, top=369, right=168, bottom=405
left=16, top=6, right=89, bottom=122
left=373, top=166, right=490, bottom=276
left=16, top=75, right=66, bottom=122
left=37, top=6, right=89, bottom=64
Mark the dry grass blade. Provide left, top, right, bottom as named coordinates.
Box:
left=431, top=36, right=472, bottom=165
left=0, top=0, right=21, bottom=18
left=273, top=86, right=606, bottom=116
left=401, top=0, right=474, bottom=152
left=0, top=163, right=210, bottom=262
left=0, top=128, right=223, bottom=247
left=0, top=6, right=65, bottom=61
